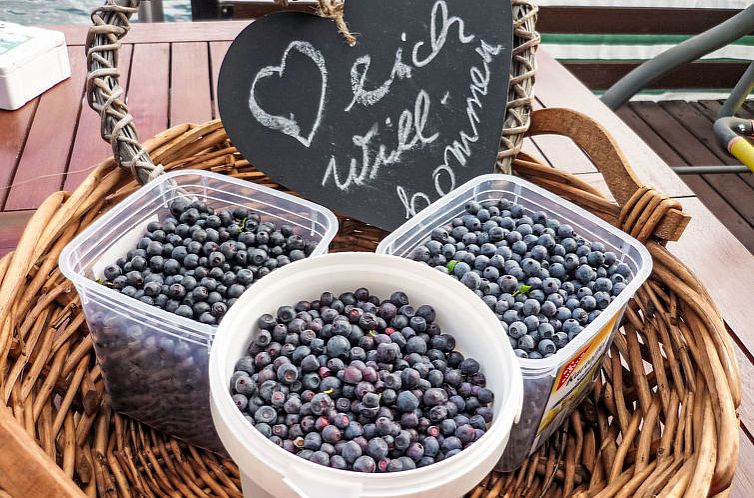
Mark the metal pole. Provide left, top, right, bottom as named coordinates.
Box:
left=719, top=61, right=754, bottom=118
left=138, top=0, right=165, bottom=22
left=601, top=4, right=754, bottom=110
left=672, top=165, right=752, bottom=175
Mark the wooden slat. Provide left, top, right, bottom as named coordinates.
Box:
left=668, top=196, right=754, bottom=355
left=210, top=41, right=233, bottom=118
left=693, top=99, right=754, bottom=190
left=629, top=102, right=754, bottom=228
left=527, top=99, right=597, bottom=175
left=616, top=105, right=754, bottom=252
left=667, top=101, right=746, bottom=166
left=533, top=51, right=694, bottom=198
left=537, top=6, right=745, bottom=36
left=170, top=42, right=213, bottom=126
left=50, top=21, right=249, bottom=47
left=519, top=137, right=549, bottom=166
left=64, top=44, right=134, bottom=191
left=4, top=46, right=86, bottom=211
left=573, top=171, right=615, bottom=203
left=0, top=403, right=86, bottom=498
left=0, top=99, right=38, bottom=208
left=215, top=0, right=317, bottom=19
left=0, top=210, right=33, bottom=258
left=565, top=61, right=750, bottom=92
left=127, top=43, right=170, bottom=143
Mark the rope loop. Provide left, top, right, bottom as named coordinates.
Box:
left=618, top=187, right=682, bottom=243
left=274, top=0, right=356, bottom=46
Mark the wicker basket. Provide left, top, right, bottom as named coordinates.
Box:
left=0, top=1, right=741, bottom=497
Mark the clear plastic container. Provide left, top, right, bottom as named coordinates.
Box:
left=376, top=174, right=652, bottom=471
left=60, top=170, right=338, bottom=451
left=209, top=253, right=524, bottom=498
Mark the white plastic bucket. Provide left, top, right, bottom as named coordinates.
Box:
left=209, top=253, right=524, bottom=498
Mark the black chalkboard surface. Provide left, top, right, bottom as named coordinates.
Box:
left=219, top=0, right=513, bottom=230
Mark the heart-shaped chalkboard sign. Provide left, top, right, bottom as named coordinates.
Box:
left=219, top=0, right=513, bottom=230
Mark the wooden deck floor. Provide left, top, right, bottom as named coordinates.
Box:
left=617, top=100, right=754, bottom=253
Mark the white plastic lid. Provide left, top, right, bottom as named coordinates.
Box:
left=0, top=22, right=66, bottom=76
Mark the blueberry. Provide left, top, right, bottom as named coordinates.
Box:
left=367, top=437, right=389, bottom=460
left=552, top=332, right=569, bottom=348
left=352, top=455, right=376, bottom=473
left=538, top=339, right=556, bottom=355
left=254, top=405, right=277, bottom=424
left=326, top=335, right=350, bottom=359
left=342, top=440, right=362, bottom=463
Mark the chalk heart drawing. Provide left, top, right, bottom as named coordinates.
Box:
left=248, top=41, right=328, bottom=148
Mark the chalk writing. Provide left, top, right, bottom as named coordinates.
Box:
left=221, top=0, right=511, bottom=230
left=248, top=41, right=327, bottom=147
left=412, top=1, right=475, bottom=68
left=322, top=90, right=438, bottom=190
left=344, top=49, right=413, bottom=112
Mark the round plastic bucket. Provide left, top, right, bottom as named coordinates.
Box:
left=209, top=253, right=524, bottom=498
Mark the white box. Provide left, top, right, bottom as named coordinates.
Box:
left=0, top=22, right=70, bottom=110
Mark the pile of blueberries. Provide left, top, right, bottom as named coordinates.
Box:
left=410, top=199, right=630, bottom=358
left=99, top=198, right=318, bottom=325
left=230, top=289, right=494, bottom=473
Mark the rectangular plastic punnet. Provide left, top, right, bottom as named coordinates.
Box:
left=376, top=174, right=651, bottom=470
left=60, top=170, right=338, bottom=450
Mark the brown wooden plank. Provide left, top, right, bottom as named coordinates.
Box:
left=210, top=41, right=232, bottom=119
left=573, top=172, right=615, bottom=203
left=696, top=99, right=754, bottom=121
left=617, top=105, right=754, bottom=252
left=527, top=99, right=598, bottom=174
left=49, top=21, right=250, bottom=47
left=519, top=137, right=549, bottom=166
left=534, top=51, right=694, bottom=198
left=668, top=196, right=754, bottom=354
left=629, top=102, right=754, bottom=228
left=696, top=100, right=754, bottom=188
left=217, top=0, right=315, bottom=19
left=170, top=42, right=213, bottom=126
left=660, top=101, right=746, bottom=167
left=64, top=44, right=133, bottom=192
left=128, top=43, right=170, bottom=143
left=564, top=61, right=750, bottom=91
left=0, top=210, right=33, bottom=258
left=0, top=402, right=87, bottom=498
left=0, top=99, right=38, bottom=208
left=537, top=6, right=744, bottom=35
left=689, top=100, right=754, bottom=190
left=4, top=45, right=87, bottom=211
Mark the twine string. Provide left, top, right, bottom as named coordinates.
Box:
left=275, top=0, right=356, bottom=46
left=316, top=0, right=357, bottom=46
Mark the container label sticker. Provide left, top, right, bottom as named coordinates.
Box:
left=531, top=311, right=622, bottom=449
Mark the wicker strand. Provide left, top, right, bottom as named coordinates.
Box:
left=0, top=114, right=740, bottom=497
left=87, top=0, right=157, bottom=185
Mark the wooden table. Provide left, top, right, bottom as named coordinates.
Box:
left=1, top=21, right=753, bottom=497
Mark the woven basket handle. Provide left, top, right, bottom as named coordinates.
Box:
left=86, top=0, right=160, bottom=185
left=85, top=0, right=354, bottom=186
left=524, top=108, right=691, bottom=241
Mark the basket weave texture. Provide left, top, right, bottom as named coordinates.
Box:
left=0, top=0, right=741, bottom=497
left=0, top=108, right=741, bottom=498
